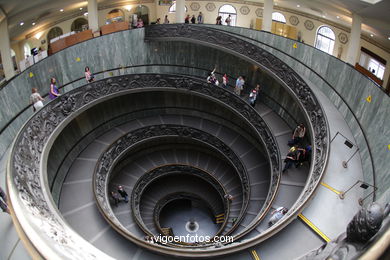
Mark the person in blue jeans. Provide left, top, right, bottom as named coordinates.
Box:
left=282, top=149, right=298, bottom=173
left=0, top=186, right=10, bottom=214
left=117, top=185, right=129, bottom=203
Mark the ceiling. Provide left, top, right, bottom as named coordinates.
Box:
left=0, top=0, right=389, bottom=51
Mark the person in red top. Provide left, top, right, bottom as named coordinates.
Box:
left=85, top=66, right=94, bottom=82
left=222, top=74, right=228, bottom=88
left=136, top=18, right=144, bottom=28
left=249, top=84, right=260, bottom=107
left=185, top=15, right=190, bottom=24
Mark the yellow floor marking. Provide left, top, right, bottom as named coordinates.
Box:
left=298, top=213, right=331, bottom=242
left=321, top=182, right=341, bottom=195
left=250, top=249, right=260, bottom=260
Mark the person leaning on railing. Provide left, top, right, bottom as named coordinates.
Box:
left=85, top=66, right=94, bottom=83
left=49, top=77, right=60, bottom=100
left=30, top=88, right=44, bottom=112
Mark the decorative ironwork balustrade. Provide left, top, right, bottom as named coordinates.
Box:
left=9, top=73, right=281, bottom=258
left=145, top=25, right=329, bottom=241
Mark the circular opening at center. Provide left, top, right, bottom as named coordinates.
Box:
left=159, top=198, right=218, bottom=242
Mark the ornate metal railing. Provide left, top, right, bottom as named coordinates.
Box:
left=145, top=25, right=329, bottom=241
left=131, top=164, right=229, bottom=240
left=8, top=73, right=280, bottom=258
left=94, top=126, right=245, bottom=243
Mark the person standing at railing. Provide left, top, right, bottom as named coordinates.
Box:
left=224, top=194, right=234, bottom=202
left=85, top=66, right=94, bottom=83
left=225, top=15, right=232, bottom=26
left=185, top=15, right=190, bottom=24
left=222, top=74, right=228, bottom=88
left=0, top=186, right=10, bottom=214
left=268, top=207, right=288, bottom=227
left=289, top=123, right=306, bottom=146
left=197, top=12, right=204, bottom=24
left=136, top=18, right=144, bottom=28
left=235, top=76, right=245, bottom=96
left=249, top=84, right=261, bottom=107
left=216, top=16, right=222, bottom=25
left=164, top=15, right=169, bottom=24
left=207, top=68, right=219, bottom=86
left=296, top=145, right=312, bottom=168
left=30, top=88, right=45, bottom=112
left=191, top=15, right=196, bottom=24
left=110, top=191, right=121, bottom=207
left=49, top=77, right=60, bottom=100
left=117, top=185, right=129, bottom=203
left=282, top=148, right=298, bottom=173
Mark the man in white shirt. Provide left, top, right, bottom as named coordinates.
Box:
left=268, top=207, right=288, bottom=227
left=235, top=76, right=244, bottom=96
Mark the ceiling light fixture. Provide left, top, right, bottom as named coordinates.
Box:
left=388, top=36, right=390, bottom=40
left=125, top=5, right=132, bottom=11
left=370, top=34, right=374, bottom=37
left=322, top=15, right=326, bottom=18
left=337, top=16, right=340, bottom=19
left=80, top=7, right=83, bottom=10
left=297, top=4, right=300, bottom=7
left=32, top=22, right=36, bottom=26
left=20, top=22, right=24, bottom=26
left=60, top=9, right=64, bottom=12
left=84, top=12, right=88, bottom=16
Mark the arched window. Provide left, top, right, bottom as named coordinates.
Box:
left=71, top=18, right=88, bottom=32
left=315, top=26, right=335, bottom=55
left=135, top=5, right=150, bottom=25
left=106, top=9, right=125, bottom=24
left=272, top=12, right=286, bottom=23
left=218, top=5, right=237, bottom=26
left=47, top=27, right=63, bottom=44
left=169, top=2, right=187, bottom=13
left=23, top=43, right=31, bottom=58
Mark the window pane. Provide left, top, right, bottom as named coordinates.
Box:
left=377, top=66, right=384, bottom=79
left=219, top=5, right=237, bottom=26
left=219, top=5, right=236, bottom=13
left=315, top=26, right=335, bottom=55
left=318, top=26, right=335, bottom=39
left=219, top=13, right=237, bottom=26
left=272, top=12, right=286, bottom=23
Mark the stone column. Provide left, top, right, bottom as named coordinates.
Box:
left=0, top=18, right=16, bottom=80
left=262, top=0, right=274, bottom=32
left=346, top=13, right=362, bottom=65
left=87, top=0, right=99, bottom=32
left=175, top=0, right=185, bottom=23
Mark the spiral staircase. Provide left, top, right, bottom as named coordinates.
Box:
left=0, top=25, right=388, bottom=260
